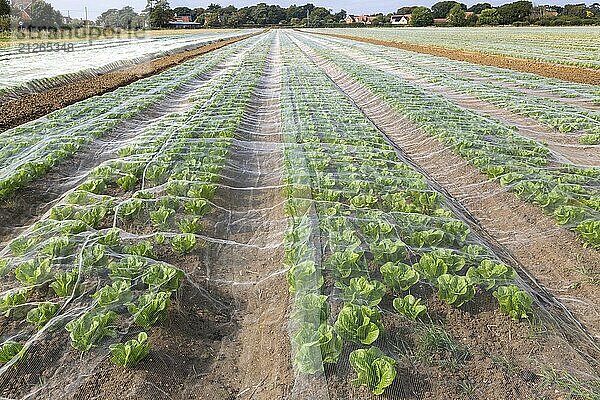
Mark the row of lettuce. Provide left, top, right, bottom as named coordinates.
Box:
left=280, top=33, right=533, bottom=396
left=0, top=32, right=257, bottom=201
left=299, top=34, right=600, bottom=251
left=310, top=34, right=600, bottom=145
left=0, top=35, right=271, bottom=372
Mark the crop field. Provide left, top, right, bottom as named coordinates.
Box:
left=0, top=29, right=599, bottom=400
left=311, top=27, right=600, bottom=70
left=0, top=29, right=257, bottom=98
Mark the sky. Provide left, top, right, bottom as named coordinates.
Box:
left=48, top=0, right=587, bottom=20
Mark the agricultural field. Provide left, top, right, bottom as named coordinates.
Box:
left=0, top=28, right=599, bottom=400
left=0, top=29, right=257, bottom=97
left=311, top=26, right=600, bottom=70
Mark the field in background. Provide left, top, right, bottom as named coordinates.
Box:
left=309, top=26, right=600, bottom=70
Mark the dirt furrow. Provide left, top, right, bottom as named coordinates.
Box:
left=189, top=33, right=293, bottom=399
left=291, top=35, right=600, bottom=344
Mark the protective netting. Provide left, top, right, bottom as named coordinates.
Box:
left=304, top=27, right=600, bottom=70
left=0, top=30, right=260, bottom=98
left=0, top=30, right=599, bottom=400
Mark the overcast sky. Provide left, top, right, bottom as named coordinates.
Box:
left=49, top=0, right=587, bottom=20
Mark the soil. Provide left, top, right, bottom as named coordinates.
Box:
left=292, top=37, right=600, bottom=346
left=0, top=31, right=263, bottom=133
left=305, top=31, right=600, bottom=86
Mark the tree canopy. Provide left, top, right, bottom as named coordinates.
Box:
left=30, top=0, right=63, bottom=28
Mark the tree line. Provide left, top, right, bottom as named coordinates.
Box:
left=1, top=0, right=600, bottom=32
left=405, top=1, right=600, bottom=26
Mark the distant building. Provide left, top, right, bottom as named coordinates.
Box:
left=168, top=21, right=202, bottom=29
left=543, top=7, right=559, bottom=17
left=390, top=14, right=411, bottom=25
left=172, top=15, right=192, bottom=23
left=433, top=18, right=447, bottom=24
left=11, top=0, right=32, bottom=26
left=344, top=15, right=377, bottom=24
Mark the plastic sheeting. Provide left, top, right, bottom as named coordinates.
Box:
left=0, top=30, right=260, bottom=98
left=0, top=30, right=599, bottom=400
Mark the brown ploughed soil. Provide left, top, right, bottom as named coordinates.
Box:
left=309, top=31, right=600, bottom=86
left=0, top=31, right=262, bottom=133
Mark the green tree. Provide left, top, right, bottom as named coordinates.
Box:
left=0, top=0, right=9, bottom=16
left=478, top=8, right=499, bottom=24
left=148, top=0, right=173, bottom=28
left=411, top=6, right=434, bottom=26
left=497, top=1, right=532, bottom=24
left=468, top=2, right=492, bottom=13
left=563, top=4, right=585, bottom=17
left=447, top=4, right=467, bottom=25
left=431, top=1, right=466, bottom=18
left=30, top=0, right=63, bottom=28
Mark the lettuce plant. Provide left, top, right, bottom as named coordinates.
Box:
left=41, top=236, right=72, bottom=258
left=187, top=183, right=216, bottom=200
left=380, top=262, right=419, bottom=293
left=441, top=220, right=470, bottom=246
left=128, top=291, right=171, bottom=329
left=466, top=260, right=515, bottom=290
left=291, top=293, right=329, bottom=325
left=118, top=199, right=143, bottom=219
left=493, top=285, right=533, bottom=320
left=177, top=217, right=202, bottom=234
left=82, top=244, right=108, bottom=269
left=293, top=323, right=342, bottom=374
left=15, top=258, right=54, bottom=286
left=437, top=274, right=475, bottom=307
left=65, top=311, right=118, bottom=351
left=370, top=238, right=407, bottom=264
left=142, top=264, right=184, bottom=292
left=150, top=206, right=175, bottom=229
left=171, top=234, right=197, bottom=255
left=0, top=289, right=30, bottom=317
left=92, top=281, right=132, bottom=307
left=409, top=229, right=444, bottom=248
left=108, top=256, right=145, bottom=282
left=116, top=174, right=138, bottom=191
left=287, top=261, right=324, bottom=294
left=334, top=304, right=383, bottom=345
left=109, top=332, right=150, bottom=368
left=26, top=302, right=59, bottom=329
left=50, top=269, right=80, bottom=297
left=393, top=295, right=427, bottom=321
left=0, top=341, right=24, bottom=364
left=349, top=346, right=397, bottom=395
left=323, top=249, right=365, bottom=280
left=336, top=276, right=386, bottom=307
left=79, top=178, right=106, bottom=194
left=9, top=236, right=37, bottom=256
left=122, top=241, right=154, bottom=258
left=96, top=228, right=121, bottom=247
left=576, top=220, right=600, bottom=249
